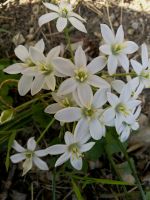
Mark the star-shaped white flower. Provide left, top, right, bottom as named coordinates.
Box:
left=130, top=43, right=150, bottom=97
left=53, top=46, right=109, bottom=104
left=10, top=137, right=48, bottom=176
left=47, top=121, right=95, bottom=170
left=103, top=84, right=141, bottom=129
left=39, top=0, right=87, bottom=33
left=116, top=106, right=141, bottom=142
left=3, top=39, right=45, bottom=96
left=99, top=24, right=138, bottom=75
left=54, top=88, right=110, bottom=140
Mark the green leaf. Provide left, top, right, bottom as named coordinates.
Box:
left=72, top=179, right=84, bottom=200
left=5, top=130, right=16, bottom=171
left=0, top=109, right=14, bottom=124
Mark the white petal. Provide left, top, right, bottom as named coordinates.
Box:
left=72, top=90, right=83, bottom=107
left=22, top=67, right=38, bottom=76
left=31, top=74, right=45, bottom=95
left=107, top=92, right=119, bottom=106
left=69, top=17, right=87, bottom=33
left=46, top=46, right=60, bottom=61
left=18, top=75, right=33, bottom=96
left=12, top=140, right=25, bottom=152
left=131, top=59, right=143, bottom=75
left=45, top=103, right=63, bottom=114
left=10, top=153, right=26, bottom=163
left=38, top=12, right=59, bottom=27
left=115, top=25, right=124, bottom=43
left=15, top=45, right=29, bottom=62
left=69, top=12, right=86, bottom=22
left=103, top=107, right=116, bottom=122
left=120, top=127, right=130, bottom=142
left=89, top=119, right=103, bottom=140
left=47, top=145, right=67, bottom=155
left=77, top=84, right=93, bottom=108
left=108, top=55, right=118, bottom=75
left=93, top=88, right=109, bottom=108
left=55, top=152, right=70, bottom=167
left=29, top=47, right=45, bottom=64
left=65, top=132, right=74, bottom=144
left=43, top=2, right=59, bottom=12
left=35, top=149, right=48, bottom=157
left=45, top=74, right=56, bottom=91
left=70, top=156, right=82, bottom=170
left=99, top=44, right=112, bottom=55
left=141, top=43, right=148, bottom=68
left=33, top=156, right=48, bottom=170
left=22, top=158, right=32, bottom=176
left=3, top=63, right=25, bottom=74
left=75, top=46, right=87, bottom=67
left=58, top=78, right=77, bottom=95
left=118, top=54, right=129, bottom=72
left=56, top=17, right=67, bottom=32
left=54, top=107, right=81, bottom=122
left=53, top=58, right=75, bottom=76
left=120, top=84, right=132, bottom=102
left=123, top=41, right=138, bottom=54
left=111, top=80, right=125, bottom=94
left=27, top=137, right=36, bottom=151
left=87, top=56, right=107, bottom=74
left=34, top=39, right=45, bottom=53
left=80, top=142, right=95, bottom=152
left=88, top=75, right=110, bottom=88
left=100, top=24, right=115, bottom=44
left=131, top=121, right=139, bottom=130
left=74, top=119, right=91, bottom=143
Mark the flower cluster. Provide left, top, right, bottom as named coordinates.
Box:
left=3, top=0, right=150, bottom=175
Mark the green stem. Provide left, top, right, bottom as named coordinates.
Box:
left=36, top=118, right=55, bottom=144
left=64, top=28, right=74, bottom=62
left=114, top=133, right=146, bottom=200
left=102, top=72, right=136, bottom=78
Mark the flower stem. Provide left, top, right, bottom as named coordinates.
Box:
left=64, top=28, right=74, bottom=62
left=102, top=72, right=136, bottom=78
left=36, top=118, right=55, bottom=144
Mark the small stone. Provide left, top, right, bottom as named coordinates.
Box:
left=131, top=22, right=138, bottom=30
left=127, top=28, right=134, bottom=35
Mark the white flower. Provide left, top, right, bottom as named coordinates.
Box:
left=99, top=24, right=138, bottom=75
left=47, top=121, right=95, bottom=170
left=10, top=137, right=49, bottom=176
left=116, top=106, right=141, bottom=142
left=26, top=46, right=62, bottom=95
left=54, top=88, right=110, bottom=140
left=3, top=39, right=45, bottom=96
left=39, top=0, right=87, bottom=33
left=45, top=92, right=76, bottom=114
left=103, top=84, right=141, bottom=129
left=53, top=46, right=109, bottom=104
left=130, top=43, right=150, bottom=97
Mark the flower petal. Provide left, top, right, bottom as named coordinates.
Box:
left=75, top=46, right=87, bottom=67
left=47, top=144, right=67, bottom=155
left=53, top=58, right=75, bottom=76
left=46, top=46, right=60, bottom=61
left=29, top=47, right=45, bottom=64
left=118, top=54, right=129, bottom=72
left=80, top=142, right=95, bottom=152
left=54, top=107, right=81, bottom=122
left=34, top=39, right=45, bottom=53
left=18, top=75, right=33, bottom=96
left=38, top=12, right=59, bottom=27
left=3, top=63, right=25, bottom=74
left=12, top=140, right=25, bottom=152
left=111, top=80, right=125, bottom=94
left=35, top=149, right=48, bottom=157
left=107, top=92, right=119, bottom=106
left=45, top=74, right=56, bottom=91
left=88, top=75, right=110, bottom=88
left=55, top=152, right=70, bottom=167
left=31, top=74, right=45, bottom=95
left=89, top=119, right=104, bottom=140
left=100, top=24, right=115, bottom=44
left=56, top=17, right=67, bottom=32
left=87, top=56, right=107, bottom=74
left=103, top=107, right=116, bottom=122
left=69, top=17, right=87, bottom=33
left=107, top=55, right=118, bottom=75
left=141, top=43, right=148, bottom=68
left=22, top=158, right=33, bottom=176
left=99, top=45, right=111, bottom=55
left=70, top=156, right=82, bottom=170
left=115, top=25, right=124, bottom=43
left=43, top=2, right=59, bottom=12
left=33, top=156, right=49, bottom=170
left=10, top=153, right=26, bottom=163
left=69, top=12, right=86, bottom=22
left=77, top=84, right=93, bottom=108
left=65, top=131, right=74, bottom=144
left=58, top=78, right=77, bottom=95
left=131, top=59, right=143, bottom=75
left=123, top=41, right=138, bottom=54
left=93, top=88, right=110, bottom=108
left=27, top=137, right=36, bottom=151
left=15, top=45, right=29, bottom=62
left=45, top=103, right=63, bottom=114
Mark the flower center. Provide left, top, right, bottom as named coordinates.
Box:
left=111, top=44, right=124, bottom=55
left=82, top=106, right=96, bottom=120
left=25, top=58, right=34, bottom=67
left=39, top=63, right=53, bottom=74
left=68, top=143, right=82, bottom=159
left=74, top=67, right=88, bottom=82
left=141, top=70, right=150, bottom=79
left=61, top=97, right=72, bottom=107
left=60, top=8, right=69, bottom=17
left=116, top=103, right=131, bottom=116
left=25, top=150, right=34, bottom=158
